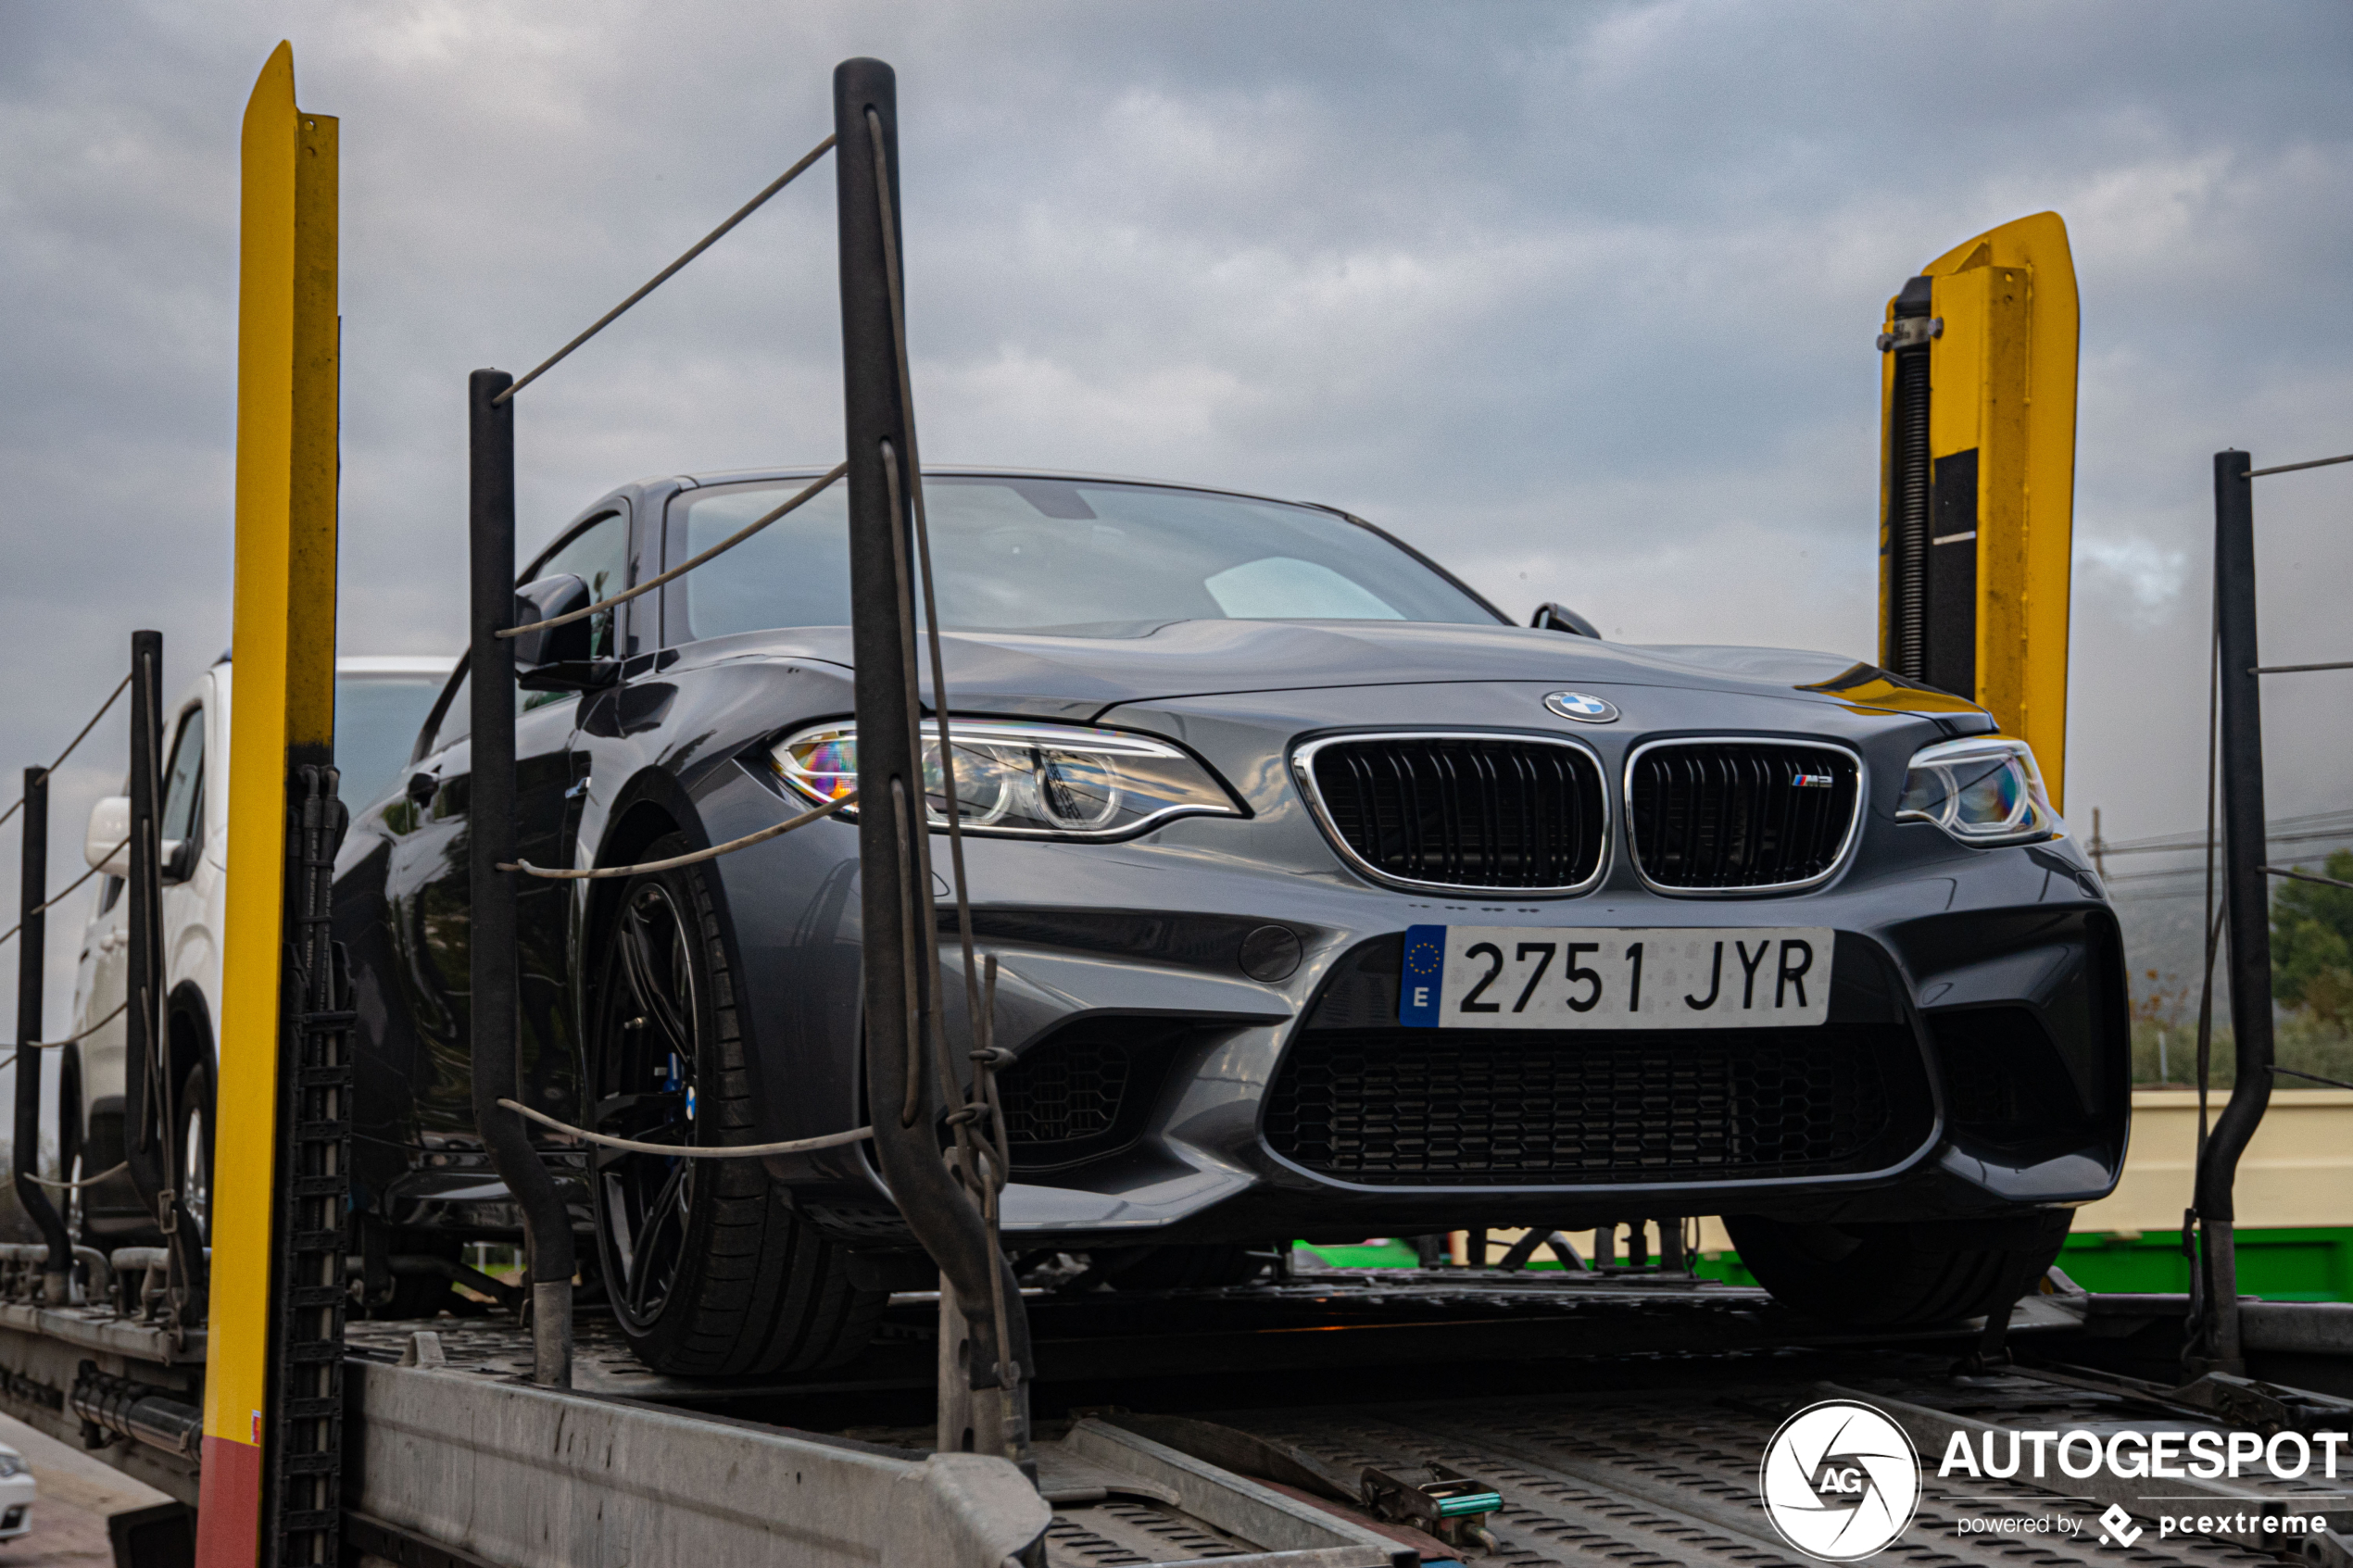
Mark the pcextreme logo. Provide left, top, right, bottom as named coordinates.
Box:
left=1758, top=1400, right=1923, bottom=1562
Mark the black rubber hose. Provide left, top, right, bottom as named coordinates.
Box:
left=2196, top=448, right=2274, bottom=1225
left=834, top=56, right=1031, bottom=1398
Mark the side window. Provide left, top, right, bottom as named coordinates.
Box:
left=417, top=661, right=535, bottom=751
left=159, top=708, right=205, bottom=850
left=532, top=509, right=629, bottom=661
left=420, top=660, right=471, bottom=755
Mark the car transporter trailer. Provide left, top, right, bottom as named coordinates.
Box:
left=5, top=44, right=2353, bottom=1568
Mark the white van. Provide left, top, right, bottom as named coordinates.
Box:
left=65, top=655, right=452, bottom=1241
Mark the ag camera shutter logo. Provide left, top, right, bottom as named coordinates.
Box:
left=1759, top=1399, right=1922, bottom=1561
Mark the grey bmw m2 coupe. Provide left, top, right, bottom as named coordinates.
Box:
left=333, top=468, right=2123, bottom=1374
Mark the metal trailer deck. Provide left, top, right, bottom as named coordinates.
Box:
left=8, top=1256, right=2353, bottom=1567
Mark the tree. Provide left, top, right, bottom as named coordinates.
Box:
left=2272, top=849, right=2353, bottom=1026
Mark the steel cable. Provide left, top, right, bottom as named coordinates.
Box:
left=23, top=1160, right=129, bottom=1191
left=2246, top=452, right=2353, bottom=479
left=2272, top=1065, right=2353, bottom=1092
left=499, top=463, right=847, bottom=637
left=0, top=838, right=128, bottom=949
left=870, top=107, right=1021, bottom=1393
left=493, top=134, right=837, bottom=406
left=501, top=792, right=853, bottom=879
left=2261, top=863, right=2353, bottom=892
left=0, top=673, right=134, bottom=834
left=6, top=1001, right=127, bottom=1060
left=496, top=1098, right=871, bottom=1158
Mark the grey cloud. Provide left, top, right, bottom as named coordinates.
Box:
left=0, top=0, right=2349, bottom=1037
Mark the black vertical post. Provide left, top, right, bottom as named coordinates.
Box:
left=123, top=632, right=170, bottom=1223
left=120, top=632, right=206, bottom=1321
left=836, top=56, right=1032, bottom=1457
left=13, top=767, right=71, bottom=1300
left=470, top=368, right=573, bottom=1386
left=2196, top=449, right=2271, bottom=1373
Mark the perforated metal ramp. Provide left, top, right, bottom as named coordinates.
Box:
left=1190, top=1380, right=2296, bottom=1568
left=325, top=1276, right=2353, bottom=1566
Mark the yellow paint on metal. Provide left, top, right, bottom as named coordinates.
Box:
left=203, top=38, right=338, bottom=1457
left=1879, top=213, right=2080, bottom=808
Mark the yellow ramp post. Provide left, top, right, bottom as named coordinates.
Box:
left=1876, top=213, right=2080, bottom=809
left=195, top=41, right=338, bottom=1568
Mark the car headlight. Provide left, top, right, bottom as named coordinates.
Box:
left=0, top=1455, right=23, bottom=1478
left=1896, top=736, right=2058, bottom=846
left=772, top=720, right=1242, bottom=839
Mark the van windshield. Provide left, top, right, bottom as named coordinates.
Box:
left=335, top=675, right=447, bottom=807
left=671, top=475, right=1499, bottom=641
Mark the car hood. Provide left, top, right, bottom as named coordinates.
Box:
left=679, top=619, right=1994, bottom=728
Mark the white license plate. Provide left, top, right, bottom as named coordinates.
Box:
left=1399, top=925, right=1833, bottom=1029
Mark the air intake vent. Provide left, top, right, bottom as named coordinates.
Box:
left=998, top=1023, right=1178, bottom=1173
left=1000, top=1038, right=1128, bottom=1148
left=1627, top=741, right=1861, bottom=891
left=1265, top=1024, right=1928, bottom=1186
left=1299, top=734, right=1605, bottom=893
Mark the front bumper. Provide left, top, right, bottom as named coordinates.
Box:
left=0, top=1473, right=35, bottom=1538
left=702, top=681, right=2130, bottom=1251
left=735, top=816, right=2126, bottom=1251
left=978, top=855, right=2122, bottom=1246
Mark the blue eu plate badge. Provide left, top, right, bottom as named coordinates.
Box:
left=1401, top=925, right=1447, bottom=1027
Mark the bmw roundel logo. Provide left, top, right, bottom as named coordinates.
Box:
left=1544, top=690, right=1619, bottom=724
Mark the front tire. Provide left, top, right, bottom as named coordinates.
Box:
left=57, top=1048, right=82, bottom=1241
left=1723, top=1210, right=2072, bottom=1326
left=587, top=837, right=882, bottom=1376
left=175, top=1059, right=215, bottom=1244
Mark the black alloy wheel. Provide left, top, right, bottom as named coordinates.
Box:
left=597, top=878, right=704, bottom=1330
left=587, top=836, right=882, bottom=1376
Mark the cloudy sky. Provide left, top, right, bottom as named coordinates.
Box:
left=3, top=0, right=2350, bottom=1032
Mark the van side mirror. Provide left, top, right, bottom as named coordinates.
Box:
left=512, top=574, right=618, bottom=693
left=1531, top=602, right=1602, bottom=638
left=84, top=797, right=132, bottom=877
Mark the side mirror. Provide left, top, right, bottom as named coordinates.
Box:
left=512, top=574, right=617, bottom=693
left=162, top=838, right=195, bottom=882
left=1531, top=602, right=1602, bottom=639
left=84, top=797, right=132, bottom=877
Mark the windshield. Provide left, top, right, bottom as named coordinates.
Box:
left=335, top=674, right=447, bottom=808
left=671, top=475, right=1499, bottom=641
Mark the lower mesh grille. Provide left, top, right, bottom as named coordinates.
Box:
left=1264, top=1025, right=1923, bottom=1185
left=1000, top=1037, right=1130, bottom=1148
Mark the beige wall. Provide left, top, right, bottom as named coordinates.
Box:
left=1482, top=1089, right=2353, bottom=1265
left=2069, top=1087, right=2353, bottom=1236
